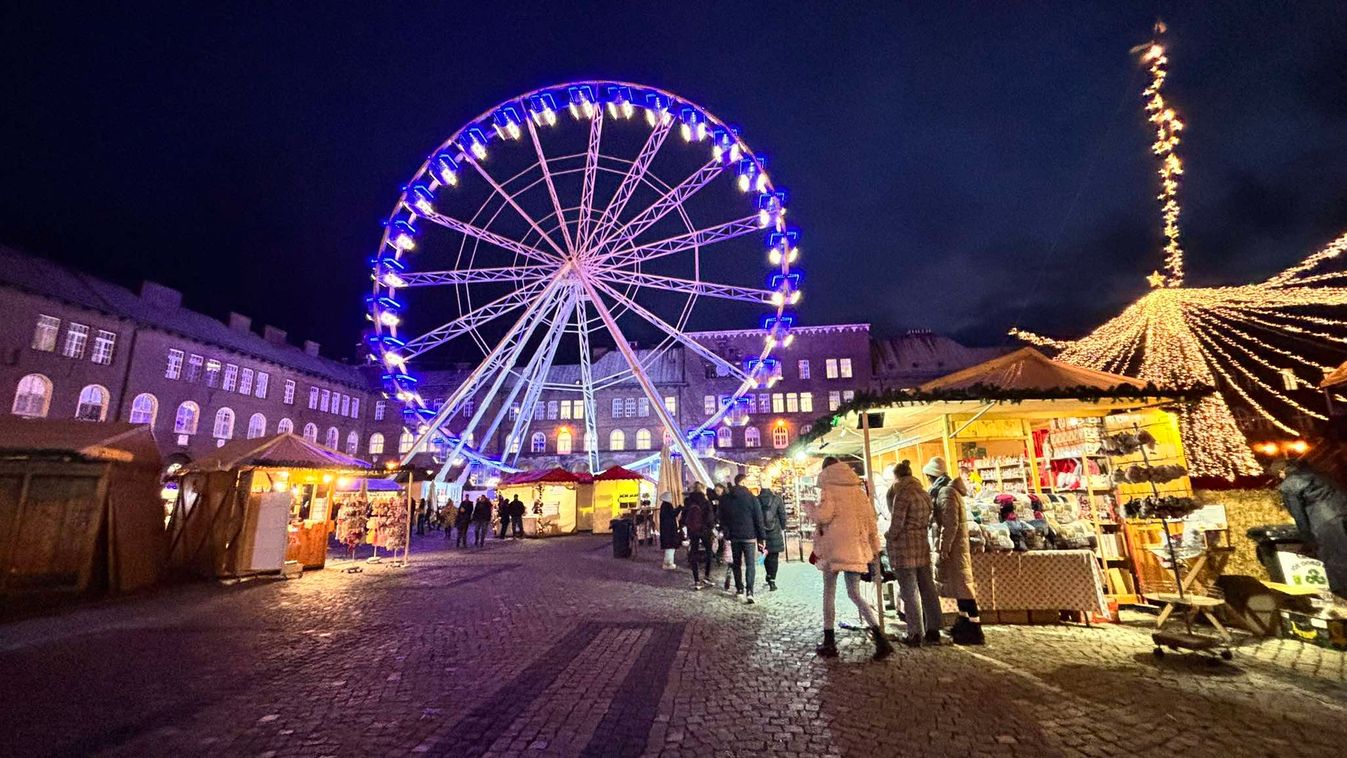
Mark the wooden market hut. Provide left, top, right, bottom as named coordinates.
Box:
left=166, top=433, right=375, bottom=578
left=497, top=467, right=591, bottom=537
left=589, top=465, right=650, bottom=534
left=0, top=419, right=165, bottom=599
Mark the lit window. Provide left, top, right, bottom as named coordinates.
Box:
left=609, top=429, right=626, bottom=451
left=341, top=394, right=351, bottom=417
left=636, top=428, right=652, bottom=450
left=624, top=397, right=637, bottom=418
left=12, top=374, right=52, bottom=418
left=350, top=397, right=359, bottom=418
left=664, top=396, right=677, bottom=414
left=800, top=392, right=814, bottom=413
left=829, top=391, right=841, bottom=411
left=573, top=400, right=584, bottom=419
left=772, top=394, right=785, bottom=413
left=746, top=395, right=757, bottom=414
left=463, top=399, right=475, bottom=416
left=213, top=408, right=235, bottom=439
left=583, top=431, right=596, bottom=452
left=772, top=426, right=789, bottom=449
left=62, top=323, right=89, bottom=359
left=638, top=398, right=649, bottom=417
left=165, top=349, right=184, bottom=380
left=32, top=315, right=60, bottom=352
left=255, top=372, right=269, bottom=399
left=325, top=427, right=339, bottom=449
left=304, top=423, right=319, bottom=443
left=509, top=405, right=520, bottom=421
left=825, top=359, right=839, bottom=379
left=758, top=394, right=770, bottom=413
left=548, top=400, right=558, bottom=420
left=174, top=402, right=200, bottom=435
left=205, top=359, right=222, bottom=388
left=222, top=364, right=238, bottom=392
left=374, top=399, right=386, bottom=420
left=533, top=404, right=545, bottom=420
left=531, top=432, right=546, bottom=453
left=129, top=393, right=158, bottom=425
left=91, top=330, right=117, bottom=365
left=798, top=360, right=811, bottom=380
left=744, top=426, right=761, bottom=448
left=716, top=426, right=732, bottom=448
left=345, top=431, right=359, bottom=455
left=612, top=398, right=623, bottom=417
left=284, top=380, right=296, bottom=405
left=368, top=432, right=386, bottom=455
left=75, top=384, right=109, bottom=421
left=247, top=413, right=266, bottom=439
left=186, top=354, right=204, bottom=383
left=320, top=389, right=330, bottom=412
left=308, top=387, right=319, bottom=409
left=277, top=417, right=293, bottom=434
left=840, top=358, right=853, bottom=379
left=397, top=429, right=413, bottom=453
left=560, top=401, right=572, bottom=419
left=703, top=395, right=715, bottom=415
left=557, top=429, right=573, bottom=455
left=239, top=368, right=254, bottom=395
left=842, top=390, right=855, bottom=403
left=786, top=393, right=799, bottom=413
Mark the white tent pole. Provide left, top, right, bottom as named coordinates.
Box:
left=860, top=410, right=885, bottom=634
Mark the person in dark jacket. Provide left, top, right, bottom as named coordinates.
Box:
left=680, top=482, right=716, bottom=589
left=496, top=496, right=511, bottom=540
left=659, top=492, right=682, bottom=570
left=415, top=497, right=428, bottom=535
left=472, top=495, right=492, bottom=546
left=758, top=487, right=788, bottom=591
left=721, top=474, right=767, bottom=603
left=455, top=497, right=473, bottom=547
left=511, top=495, right=526, bottom=538
left=1275, top=455, right=1347, bottom=597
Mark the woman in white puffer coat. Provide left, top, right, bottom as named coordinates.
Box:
left=810, top=458, right=894, bottom=661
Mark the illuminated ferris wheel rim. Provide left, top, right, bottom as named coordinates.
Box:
left=364, top=80, right=804, bottom=480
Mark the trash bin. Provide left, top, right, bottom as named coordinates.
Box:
left=611, top=518, right=633, bottom=559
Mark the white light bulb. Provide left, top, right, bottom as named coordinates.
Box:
left=440, top=169, right=458, bottom=186
left=771, top=291, right=785, bottom=306
left=737, top=174, right=750, bottom=192
left=506, top=122, right=521, bottom=140
left=680, top=123, right=692, bottom=142
left=582, top=101, right=594, bottom=118
left=729, top=144, right=741, bottom=161
left=470, top=141, right=486, bottom=160
left=413, top=198, right=433, bottom=215
left=544, top=109, right=556, bottom=126
left=755, top=173, right=768, bottom=192
left=393, top=234, right=415, bottom=252
left=378, top=311, right=400, bottom=327
left=768, top=248, right=783, bottom=265
left=621, top=101, right=634, bottom=119
left=783, top=334, right=795, bottom=348
left=787, top=247, right=799, bottom=263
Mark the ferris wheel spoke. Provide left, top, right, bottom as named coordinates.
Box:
left=402, top=275, right=557, bottom=359
left=399, top=265, right=553, bottom=288
left=591, top=270, right=776, bottom=304
left=464, top=156, right=570, bottom=259
left=575, top=299, right=600, bottom=473
left=588, top=278, right=754, bottom=383
left=583, top=119, right=673, bottom=256
left=525, top=117, right=575, bottom=253
left=575, top=110, right=605, bottom=249
left=420, top=209, right=560, bottom=267
left=588, top=159, right=724, bottom=257
left=501, top=294, right=578, bottom=468
left=578, top=278, right=713, bottom=484
left=593, top=215, right=761, bottom=270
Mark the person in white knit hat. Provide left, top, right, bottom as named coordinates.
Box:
left=923, top=456, right=984, bottom=645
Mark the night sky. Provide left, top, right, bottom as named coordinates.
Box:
left=3, top=2, right=1345, bottom=360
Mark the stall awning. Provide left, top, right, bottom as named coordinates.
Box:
left=181, top=433, right=373, bottom=473
left=595, top=465, right=647, bottom=481
left=918, top=347, right=1147, bottom=392
left=500, top=467, right=583, bottom=486
left=1323, top=359, right=1347, bottom=389
left=0, top=418, right=161, bottom=467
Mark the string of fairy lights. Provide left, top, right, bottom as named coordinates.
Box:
left=1013, top=28, right=1347, bottom=479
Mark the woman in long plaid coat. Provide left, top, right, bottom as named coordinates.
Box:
left=885, top=460, right=944, bottom=646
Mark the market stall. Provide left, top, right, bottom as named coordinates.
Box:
left=590, top=466, right=652, bottom=534
left=333, top=476, right=406, bottom=559
left=0, top=419, right=165, bottom=598
left=497, top=468, right=589, bottom=537
left=167, top=433, right=379, bottom=578
left=800, top=348, right=1208, bottom=621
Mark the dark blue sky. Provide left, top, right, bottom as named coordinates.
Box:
left=3, top=2, right=1345, bottom=358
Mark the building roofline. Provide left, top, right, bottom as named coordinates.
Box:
left=689, top=323, right=871, bottom=339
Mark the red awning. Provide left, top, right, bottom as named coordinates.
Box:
left=500, top=467, right=581, bottom=486
left=595, top=465, right=647, bottom=481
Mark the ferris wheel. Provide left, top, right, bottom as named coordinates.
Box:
left=366, top=81, right=802, bottom=484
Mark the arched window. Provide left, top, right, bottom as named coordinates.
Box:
left=556, top=429, right=573, bottom=455
left=303, top=423, right=318, bottom=443
left=174, top=401, right=200, bottom=435
left=583, top=431, right=595, bottom=451
left=368, top=432, right=385, bottom=454
left=75, top=384, right=109, bottom=421
left=277, top=417, right=294, bottom=434
left=325, top=427, right=339, bottom=449
left=246, top=413, right=266, bottom=439
left=530, top=432, right=546, bottom=453
left=609, top=429, right=626, bottom=451
left=213, top=408, right=235, bottom=439
left=716, top=426, right=732, bottom=448
left=129, top=393, right=157, bottom=425
left=12, top=373, right=52, bottom=418
left=398, top=429, right=414, bottom=454
left=744, top=426, right=761, bottom=448
left=345, top=431, right=359, bottom=455
left=772, top=425, right=789, bottom=449
left=635, top=428, right=652, bottom=450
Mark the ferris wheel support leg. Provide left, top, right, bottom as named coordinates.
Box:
left=578, top=278, right=713, bottom=486
left=500, top=291, right=579, bottom=469
left=575, top=300, right=601, bottom=474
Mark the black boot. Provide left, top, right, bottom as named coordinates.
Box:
left=871, top=627, right=895, bottom=661
left=816, top=629, right=838, bottom=658
left=951, top=617, right=986, bottom=646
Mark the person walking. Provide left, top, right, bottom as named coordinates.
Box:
left=924, top=457, right=983, bottom=645
left=510, top=495, right=526, bottom=538
left=416, top=497, right=428, bottom=536
left=496, top=496, right=511, bottom=540
left=659, top=492, right=681, bottom=570
left=472, top=495, right=492, bottom=547
left=454, top=496, right=473, bottom=547
left=758, top=486, right=787, bottom=591
left=811, top=458, right=893, bottom=661
left=719, top=474, right=766, bottom=603
left=680, top=482, right=715, bottom=589
left=885, top=460, right=944, bottom=647
left=1274, top=449, right=1347, bottom=598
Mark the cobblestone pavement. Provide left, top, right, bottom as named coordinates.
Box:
left=4, top=533, right=1345, bottom=757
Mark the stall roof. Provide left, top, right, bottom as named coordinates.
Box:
left=918, top=347, right=1148, bottom=393
left=0, top=419, right=162, bottom=466
left=182, top=433, right=373, bottom=473
left=500, top=467, right=583, bottom=485
left=1323, top=359, right=1347, bottom=389
left=595, top=465, right=648, bottom=481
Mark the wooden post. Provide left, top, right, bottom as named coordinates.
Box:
left=402, top=470, right=415, bottom=566
left=860, top=410, right=885, bottom=634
